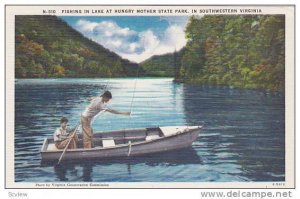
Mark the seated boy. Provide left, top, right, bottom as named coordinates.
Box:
left=53, top=117, right=78, bottom=149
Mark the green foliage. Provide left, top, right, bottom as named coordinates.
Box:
left=140, top=48, right=186, bottom=77
left=15, top=15, right=142, bottom=78
left=50, top=64, right=65, bottom=77
left=180, top=15, right=285, bottom=91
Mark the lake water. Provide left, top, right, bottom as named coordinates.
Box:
left=15, top=78, right=285, bottom=182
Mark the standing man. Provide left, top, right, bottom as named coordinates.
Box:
left=81, top=91, right=130, bottom=148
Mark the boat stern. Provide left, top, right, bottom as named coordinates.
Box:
left=40, top=138, right=48, bottom=153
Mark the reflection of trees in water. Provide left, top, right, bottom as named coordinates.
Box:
left=182, top=84, right=285, bottom=181
left=46, top=148, right=202, bottom=182
left=15, top=83, right=107, bottom=129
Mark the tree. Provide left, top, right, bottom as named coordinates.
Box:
left=181, top=15, right=285, bottom=91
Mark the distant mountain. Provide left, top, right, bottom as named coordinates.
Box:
left=15, top=15, right=142, bottom=78
left=140, top=48, right=186, bottom=77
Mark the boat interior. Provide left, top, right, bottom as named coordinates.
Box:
left=93, top=127, right=165, bottom=148
left=45, top=127, right=165, bottom=151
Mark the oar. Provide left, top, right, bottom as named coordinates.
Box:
left=57, top=123, right=81, bottom=165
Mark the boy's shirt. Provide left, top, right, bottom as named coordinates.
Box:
left=53, top=127, right=72, bottom=142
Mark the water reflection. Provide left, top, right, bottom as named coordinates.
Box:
left=182, top=85, right=285, bottom=181
left=44, top=148, right=201, bottom=182
left=15, top=78, right=285, bottom=182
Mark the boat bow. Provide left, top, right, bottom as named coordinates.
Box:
left=159, top=126, right=202, bottom=137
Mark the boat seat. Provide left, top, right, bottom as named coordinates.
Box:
left=145, top=134, right=160, bottom=141
left=102, top=139, right=115, bottom=148
left=47, top=143, right=59, bottom=151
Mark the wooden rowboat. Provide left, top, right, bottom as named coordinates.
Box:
left=40, top=126, right=202, bottom=161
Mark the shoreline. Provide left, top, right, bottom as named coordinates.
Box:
left=15, top=77, right=284, bottom=94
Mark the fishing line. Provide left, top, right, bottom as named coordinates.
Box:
left=129, top=35, right=145, bottom=117
left=129, top=65, right=140, bottom=114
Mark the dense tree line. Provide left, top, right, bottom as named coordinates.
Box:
left=15, top=15, right=141, bottom=78
left=178, top=15, right=285, bottom=91
left=140, top=48, right=185, bottom=77
left=15, top=15, right=285, bottom=91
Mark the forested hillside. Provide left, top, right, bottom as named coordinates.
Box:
left=15, top=15, right=285, bottom=91
left=179, top=15, right=285, bottom=91
left=140, top=48, right=185, bottom=77
left=15, top=15, right=141, bottom=78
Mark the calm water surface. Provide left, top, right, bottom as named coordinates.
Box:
left=15, top=78, right=285, bottom=182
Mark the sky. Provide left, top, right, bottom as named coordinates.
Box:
left=60, top=16, right=189, bottom=63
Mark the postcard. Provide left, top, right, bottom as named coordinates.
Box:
left=5, top=5, right=295, bottom=188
